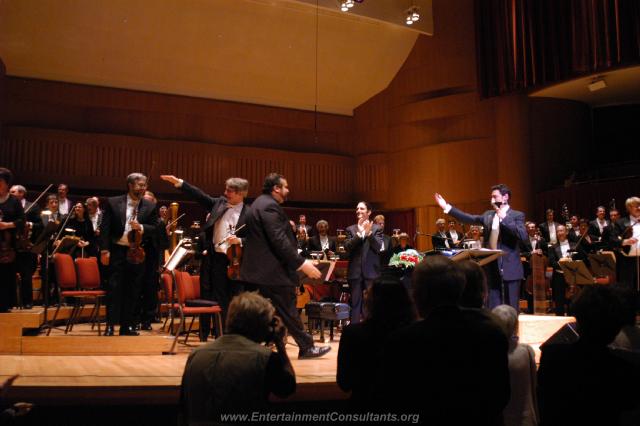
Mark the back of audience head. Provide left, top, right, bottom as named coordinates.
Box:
left=225, top=292, right=275, bottom=343
left=412, top=255, right=465, bottom=318
left=611, top=284, right=639, bottom=328
left=492, top=305, right=519, bottom=352
left=458, top=260, right=488, bottom=309
left=364, top=275, right=416, bottom=331
left=569, top=286, right=625, bottom=346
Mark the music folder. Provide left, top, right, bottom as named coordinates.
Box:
left=588, top=251, right=616, bottom=278
left=448, top=249, right=503, bottom=266
left=559, top=259, right=595, bottom=285
left=51, top=236, right=80, bottom=255
left=297, top=260, right=336, bottom=285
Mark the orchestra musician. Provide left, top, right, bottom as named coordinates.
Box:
left=160, top=175, right=250, bottom=339
left=587, top=206, right=611, bottom=247
left=373, top=214, right=392, bottom=266
left=100, top=173, right=158, bottom=336
left=66, top=202, right=97, bottom=258
left=306, top=220, right=336, bottom=258
left=432, top=218, right=452, bottom=250
left=548, top=224, right=587, bottom=316
left=56, top=183, right=73, bottom=216
left=539, top=209, right=561, bottom=245
left=10, top=185, right=42, bottom=309
left=0, top=168, right=25, bottom=313
left=568, top=214, right=581, bottom=243
left=297, top=215, right=313, bottom=239
left=446, top=219, right=463, bottom=246
left=609, top=196, right=640, bottom=292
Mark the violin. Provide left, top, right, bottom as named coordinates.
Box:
left=126, top=203, right=145, bottom=264
left=225, top=224, right=243, bottom=280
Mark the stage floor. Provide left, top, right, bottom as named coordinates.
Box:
left=0, top=313, right=574, bottom=406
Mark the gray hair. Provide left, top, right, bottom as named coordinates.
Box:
left=316, top=220, right=328, bottom=229
left=10, top=185, right=26, bottom=194
left=225, top=177, right=249, bottom=194
left=86, top=197, right=99, bottom=206
left=226, top=292, right=275, bottom=342
left=126, top=172, right=147, bottom=186
left=492, top=304, right=519, bottom=352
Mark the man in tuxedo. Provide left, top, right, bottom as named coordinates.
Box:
left=568, top=214, right=581, bottom=243
left=297, top=214, right=313, bottom=239
left=588, top=205, right=611, bottom=249
left=435, top=184, right=528, bottom=311
left=432, top=218, right=452, bottom=250
left=57, top=183, right=73, bottom=216
left=373, top=214, right=392, bottom=266
left=446, top=219, right=463, bottom=247
left=10, top=185, right=42, bottom=308
left=548, top=224, right=587, bottom=316
left=100, top=173, right=158, bottom=336
left=161, top=174, right=250, bottom=338
left=344, top=201, right=384, bottom=324
left=539, top=209, right=561, bottom=245
left=306, top=220, right=336, bottom=258
left=240, top=173, right=330, bottom=359
left=609, top=196, right=640, bottom=292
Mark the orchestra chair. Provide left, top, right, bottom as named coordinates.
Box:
left=167, top=271, right=222, bottom=354
left=47, top=254, right=103, bottom=336
left=74, top=257, right=107, bottom=335
left=159, top=272, right=176, bottom=333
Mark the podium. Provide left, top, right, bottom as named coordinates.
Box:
left=448, top=249, right=503, bottom=266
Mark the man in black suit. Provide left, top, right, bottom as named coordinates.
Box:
left=588, top=205, right=611, bottom=249
left=435, top=184, right=528, bottom=311
left=100, top=173, right=158, bottom=336
left=548, top=224, right=587, bottom=316
left=538, top=209, right=561, bottom=245
left=306, top=219, right=336, bottom=258
left=344, top=201, right=384, bottom=324
left=161, top=174, right=250, bottom=339
left=521, top=221, right=549, bottom=258
left=609, top=196, right=640, bottom=292
left=56, top=183, right=73, bottom=216
left=373, top=214, right=392, bottom=266
left=10, top=185, right=43, bottom=309
left=240, top=173, right=330, bottom=359
left=431, top=218, right=452, bottom=250
left=297, top=214, right=313, bottom=239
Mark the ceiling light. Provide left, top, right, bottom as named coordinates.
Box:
left=588, top=77, right=607, bottom=92
left=405, top=6, right=420, bottom=25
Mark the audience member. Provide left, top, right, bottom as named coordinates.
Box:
left=376, top=256, right=510, bottom=425
left=537, top=286, right=640, bottom=426
left=337, top=275, right=416, bottom=407
left=492, top=305, right=539, bottom=426
left=181, top=292, right=296, bottom=424
left=458, top=259, right=488, bottom=309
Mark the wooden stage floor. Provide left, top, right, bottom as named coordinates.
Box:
left=0, top=310, right=574, bottom=406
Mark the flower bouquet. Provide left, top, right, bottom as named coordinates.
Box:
left=388, top=249, right=424, bottom=268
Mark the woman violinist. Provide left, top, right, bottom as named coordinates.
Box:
left=0, top=168, right=25, bottom=312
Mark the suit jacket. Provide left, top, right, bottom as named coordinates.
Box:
left=587, top=219, right=611, bottom=242
left=179, top=181, right=250, bottom=247
left=306, top=234, right=336, bottom=256
left=240, top=194, right=305, bottom=287
left=446, top=230, right=463, bottom=247
left=431, top=232, right=452, bottom=250
left=449, top=206, right=528, bottom=281
left=57, top=198, right=73, bottom=216
left=379, top=234, right=393, bottom=266
left=520, top=236, right=549, bottom=258
left=99, top=195, right=158, bottom=251
left=23, top=200, right=43, bottom=243
left=344, top=223, right=384, bottom=280
left=547, top=241, right=588, bottom=272
left=538, top=221, right=561, bottom=244
left=567, top=227, right=581, bottom=243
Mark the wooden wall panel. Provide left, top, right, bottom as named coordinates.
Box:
left=1, top=126, right=355, bottom=203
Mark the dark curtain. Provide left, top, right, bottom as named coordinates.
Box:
left=476, top=0, right=640, bottom=98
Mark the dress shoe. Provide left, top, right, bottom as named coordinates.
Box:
left=119, top=327, right=140, bottom=336
left=104, top=325, right=115, bottom=336
left=298, top=345, right=331, bottom=359
left=140, top=322, right=152, bottom=331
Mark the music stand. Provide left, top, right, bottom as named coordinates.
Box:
left=51, top=236, right=80, bottom=256
left=588, top=252, right=616, bottom=279
left=559, top=259, right=596, bottom=286
left=449, top=249, right=503, bottom=266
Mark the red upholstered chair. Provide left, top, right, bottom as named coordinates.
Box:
left=74, top=257, right=107, bottom=335
left=167, top=271, right=223, bottom=354
left=47, top=254, right=79, bottom=335
left=160, top=272, right=175, bottom=333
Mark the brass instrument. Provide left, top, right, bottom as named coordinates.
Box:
left=169, top=202, right=179, bottom=253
